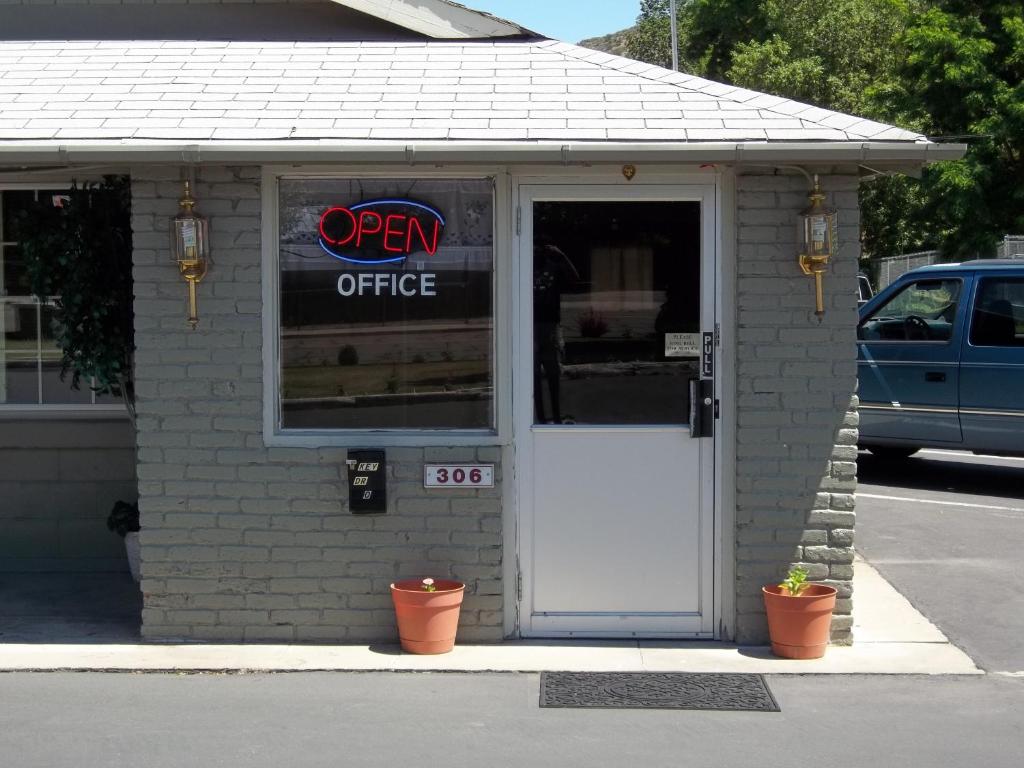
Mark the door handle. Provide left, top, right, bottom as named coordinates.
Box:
left=925, top=371, right=946, bottom=383
left=689, top=379, right=715, bottom=438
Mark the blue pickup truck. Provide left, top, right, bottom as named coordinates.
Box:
left=858, top=260, right=1024, bottom=458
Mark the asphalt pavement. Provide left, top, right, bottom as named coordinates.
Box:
left=0, top=671, right=1021, bottom=768
left=856, top=448, right=1024, bottom=673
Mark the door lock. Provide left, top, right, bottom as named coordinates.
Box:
left=690, top=379, right=715, bottom=438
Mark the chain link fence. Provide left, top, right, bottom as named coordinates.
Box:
left=996, top=236, right=1024, bottom=259
left=876, top=250, right=942, bottom=289
left=874, top=236, right=1024, bottom=289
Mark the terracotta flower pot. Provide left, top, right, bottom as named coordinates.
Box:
left=762, top=583, right=838, bottom=659
left=390, top=579, right=465, bottom=654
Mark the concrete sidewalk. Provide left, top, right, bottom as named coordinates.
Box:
left=0, top=556, right=980, bottom=675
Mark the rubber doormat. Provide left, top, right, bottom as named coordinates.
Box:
left=539, top=672, right=780, bottom=711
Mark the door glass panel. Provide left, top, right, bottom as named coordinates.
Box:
left=532, top=201, right=701, bottom=426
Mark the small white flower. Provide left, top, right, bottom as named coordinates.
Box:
left=422, top=578, right=434, bottom=586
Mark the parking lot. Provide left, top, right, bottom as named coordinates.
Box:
left=856, top=448, right=1024, bottom=674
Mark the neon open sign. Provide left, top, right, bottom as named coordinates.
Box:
left=318, top=199, right=446, bottom=265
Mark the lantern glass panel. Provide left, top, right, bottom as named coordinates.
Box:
left=171, top=213, right=209, bottom=264
left=802, top=210, right=836, bottom=258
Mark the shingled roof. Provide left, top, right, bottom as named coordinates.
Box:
left=0, top=38, right=926, bottom=145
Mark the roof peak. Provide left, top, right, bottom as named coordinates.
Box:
left=329, top=1, right=536, bottom=39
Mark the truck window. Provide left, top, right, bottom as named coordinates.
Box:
left=857, top=279, right=961, bottom=342
left=970, top=278, right=1024, bottom=347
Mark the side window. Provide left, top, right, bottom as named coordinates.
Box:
left=2, top=188, right=112, bottom=407
left=970, top=278, right=1024, bottom=347
left=857, top=279, right=961, bottom=342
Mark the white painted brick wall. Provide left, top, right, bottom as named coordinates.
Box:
left=132, top=164, right=859, bottom=646
left=131, top=166, right=503, bottom=643
left=733, top=170, right=859, bottom=645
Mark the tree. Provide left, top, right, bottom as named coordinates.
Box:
left=726, top=0, right=916, bottom=115
left=627, top=0, right=768, bottom=78
left=628, top=1, right=691, bottom=72
left=886, top=3, right=1024, bottom=257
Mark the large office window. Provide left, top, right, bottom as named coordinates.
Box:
left=0, top=188, right=114, bottom=407
left=277, top=178, right=495, bottom=431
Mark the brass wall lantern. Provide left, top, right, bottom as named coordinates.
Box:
left=797, top=174, right=838, bottom=318
left=170, top=180, right=210, bottom=329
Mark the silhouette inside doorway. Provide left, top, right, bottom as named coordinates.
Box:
left=532, top=201, right=702, bottom=425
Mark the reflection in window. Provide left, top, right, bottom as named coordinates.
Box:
left=857, top=279, right=961, bottom=342
left=1, top=189, right=107, bottom=406
left=971, top=278, right=1024, bottom=347
left=278, top=178, right=494, bottom=431
left=532, top=201, right=702, bottom=426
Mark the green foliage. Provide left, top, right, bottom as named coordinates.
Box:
left=106, top=500, right=140, bottom=538
left=628, top=0, right=766, bottom=77
left=625, top=1, right=1021, bottom=262
left=727, top=0, right=916, bottom=115
left=14, top=176, right=135, bottom=404
left=684, top=0, right=769, bottom=81
left=859, top=176, right=936, bottom=270
left=884, top=3, right=1024, bottom=257
left=779, top=565, right=810, bottom=596
left=628, top=1, right=687, bottom=71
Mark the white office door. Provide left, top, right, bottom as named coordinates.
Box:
left=515, top=185, right=716, bottom=637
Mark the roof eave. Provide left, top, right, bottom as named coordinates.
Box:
left=0, top=141, right=968, bottom=167
left=329, top=0, right=537, bottom=39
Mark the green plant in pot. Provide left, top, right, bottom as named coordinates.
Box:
left=107, top=501, right=141, bottom=583
left=762, top=565, right=838, bottom=659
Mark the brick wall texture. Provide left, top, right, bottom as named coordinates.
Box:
left=734, top=171, right=859, bottom=645
left=132, top=165, right=858, bottom=644
left=131, top=166, right=502, bottom=642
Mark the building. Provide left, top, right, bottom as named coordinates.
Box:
left=0, top=0, right=965, bottom=644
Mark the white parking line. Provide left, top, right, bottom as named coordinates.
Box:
left=858, top=493, right=1024, bottom=514
left=920, top=449, right=1024, bottom=462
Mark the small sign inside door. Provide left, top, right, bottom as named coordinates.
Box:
left=664, top=332, right=700, bottom=358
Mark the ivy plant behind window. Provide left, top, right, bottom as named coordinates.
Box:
left=14, top=176, right=135, bottom=415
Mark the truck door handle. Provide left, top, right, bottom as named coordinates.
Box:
left=925, top=371, right=946, bottom=383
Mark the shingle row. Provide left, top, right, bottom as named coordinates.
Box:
left=0, top=39, right=926, bottom=143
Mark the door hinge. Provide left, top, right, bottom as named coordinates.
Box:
left=516, top=205, right=522, bottom=236
left=516, top=555, right=523, bottom=601
left=714, top=322, right=721, bottom=347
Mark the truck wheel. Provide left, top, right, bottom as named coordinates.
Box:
left=865, top=446, right=919, bottom=460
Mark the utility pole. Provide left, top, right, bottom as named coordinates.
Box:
left=670, top=0, right=679, bottom=71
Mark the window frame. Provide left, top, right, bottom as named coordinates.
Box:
left=857, top=277, right=964, bottom=345
left=968, top=275, right=1024, bottom=348
left=0, top=181, right=127, bottom=417
left=261, top=167, right=512, bottom=448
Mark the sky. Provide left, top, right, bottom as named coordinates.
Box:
left=465, top=1, right=641, bottom=43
